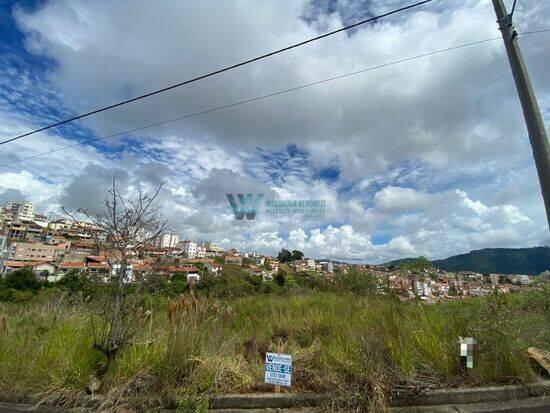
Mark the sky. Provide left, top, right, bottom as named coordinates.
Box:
left=0, top=0, right=549, bottom=263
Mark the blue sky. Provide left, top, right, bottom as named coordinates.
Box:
left=0, top=0, right=549, bottom=263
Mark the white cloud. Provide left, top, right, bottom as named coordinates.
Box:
left=0, top=0, right=548, bottom=263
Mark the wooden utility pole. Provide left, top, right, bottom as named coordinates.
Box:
left=492, top=0, right=550, bottom=230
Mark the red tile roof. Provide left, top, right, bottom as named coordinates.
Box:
left=59, top=262, right=86, bottom=269
left=158, top=265, right=198, bottom=273
left=3, top=260, right=53, bottom=268
left=87, top=262, right=109, bottom=269
left=132, top=264, right=153, bottom=271
left=86, top=255, right=107, bottom=262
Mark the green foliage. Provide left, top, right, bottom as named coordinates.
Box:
left=400, top=256, right=433, bottom=271
left=336, top=268, right=377, bottom=295
left=4, top=268, right=41, bottom=291
left=38, top=270, right=50, bottom=279
left=277, top=249, right=292, bottom=263
left=433, top=247, right=550, bottom=275
left=291, top=250, right=304, bottom=261
left=57, top=270, right=94, bottom=295
left=522, top=284, right=550, bottom=315
left=275, top=270, right=286, bottom=286
left=0, top=288, right=34, bottom=303
left=0, top=277, right=548, bottom=411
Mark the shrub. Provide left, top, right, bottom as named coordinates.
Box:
left=275, top=271, right=286, bottom=286
left=0, top=288, right=34, bottom=303
left=57, top=270, right=94, bottom=295
left=4, top=268, right=41, bottom=291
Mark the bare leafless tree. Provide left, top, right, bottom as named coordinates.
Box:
left=65, top=178, right=168, bottom=361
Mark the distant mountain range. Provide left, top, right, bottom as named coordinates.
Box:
left=383, top=247, right=550, bottom=275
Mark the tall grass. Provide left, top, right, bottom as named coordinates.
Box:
left=0, top=289, right=548, bottom=411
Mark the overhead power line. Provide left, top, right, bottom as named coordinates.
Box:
left=521, top=29, right=550, bottom=35
left=3, top=33, right=537, bottom=170
left=0, top=0, right=431, bottom=147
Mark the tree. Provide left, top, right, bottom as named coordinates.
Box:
left=38, top=270, right=50, bottom=279
left=4, top=268, right=41, bottom=291
left=401, top=256, right=433, bottom=272
left=291, top=250, right=304, bottom=261
left=275, top=270, right=286, bottom=286
left=277, top=249, right=292, bottom=263
left=58, top=269, right=94, bottom=295
left=66, top=178, right=167, bottom=361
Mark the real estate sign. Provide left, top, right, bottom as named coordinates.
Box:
left=264, top=352, right=292, bottom=387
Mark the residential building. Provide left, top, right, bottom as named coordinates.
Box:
left=517, top=274, right=531, bottom=285
left=266, top=259, right=279, bottom=272
left=224, top=255, right=242, bottom=265
left=195, top=246, right=206, bottom=258
left=58, top=262, right=86, bottom=275
left=181, top=240, right=197, bottom=258
left=0, top=234, right=7, bottom=254
left=32, top=214, right=50, bottom=228
left=489, top=274, right=500, bottom=286
left=48, top=219, right=73, bottom=231
left=255, top=256, right=266, bottom=265
left=204, top=262, right=223, bottom=276
left=159, top=265, right=200, bottom=284
left=413, top=280, right=432, bottom=297
left=9, top=242, right=56, bottom=262
left=156, top=233, right=180, bottom=248
left=248, top=265, right=263, bottom=277
left=322, top=261, right=334, bottom=273
left=293, top=260, right=308, bottom=272
left=306, top=258, right=315, bottom=269
left=2, top=260, right=55, bottom=276
left=132, top=264, right=153, bottom=280
left=24, top=223, right=43, bottom=241
left=7, top=222, right=27, bottom=239
left=205, top=241, right=220, bottom=252
left=2, top=201, right=34, bottom=221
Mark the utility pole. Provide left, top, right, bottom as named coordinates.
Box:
left=491, top=0, right=550, bottom=230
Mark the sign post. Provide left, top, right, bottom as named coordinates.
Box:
left=265, top=352, right=292, bottom=389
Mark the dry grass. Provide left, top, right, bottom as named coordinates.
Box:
left=0, top=289, right=548, bottom=412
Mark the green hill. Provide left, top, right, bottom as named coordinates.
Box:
left=433, top=247, right=549, bottom=275
left=383, top=247, right=550, bottom=275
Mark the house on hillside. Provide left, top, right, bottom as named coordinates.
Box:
left=58, top=262, right=86, bottom=275
left=204, top=262, right=222, bottom=276
left=159, top=265, right=200, bottom=284
left=2, top=260, right=56, bottom=277
left=224, top=255, right=242, bottom=266
left=293, top=260, right=307, bottom=272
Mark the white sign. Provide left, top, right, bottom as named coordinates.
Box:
left=265, top=352, right=292, bottom=387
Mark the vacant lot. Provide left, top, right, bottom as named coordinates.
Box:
left=0, top=285, right=548, bottom=411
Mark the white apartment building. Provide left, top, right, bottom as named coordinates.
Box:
left=323, top=261, right=334, bottom=273
left=181, top=240, right=197, bottom=258
left=3, top=201, right=34, bottom=221
left=306, top=258, right=315, bottom=269
left=196, top=246, right=206, bottom=258
left=48, top=219, right=73, bottom=231
left=205, top=241, right=219, bottom=252
left=156, top=233, right=179, bottom=248
left=32, top=214, right=50, bottom=228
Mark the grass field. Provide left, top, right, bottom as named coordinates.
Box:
left=0, top=285, right=549, bottom=412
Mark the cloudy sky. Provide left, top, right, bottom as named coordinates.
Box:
left=0, top=0, right=549, bottom=263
